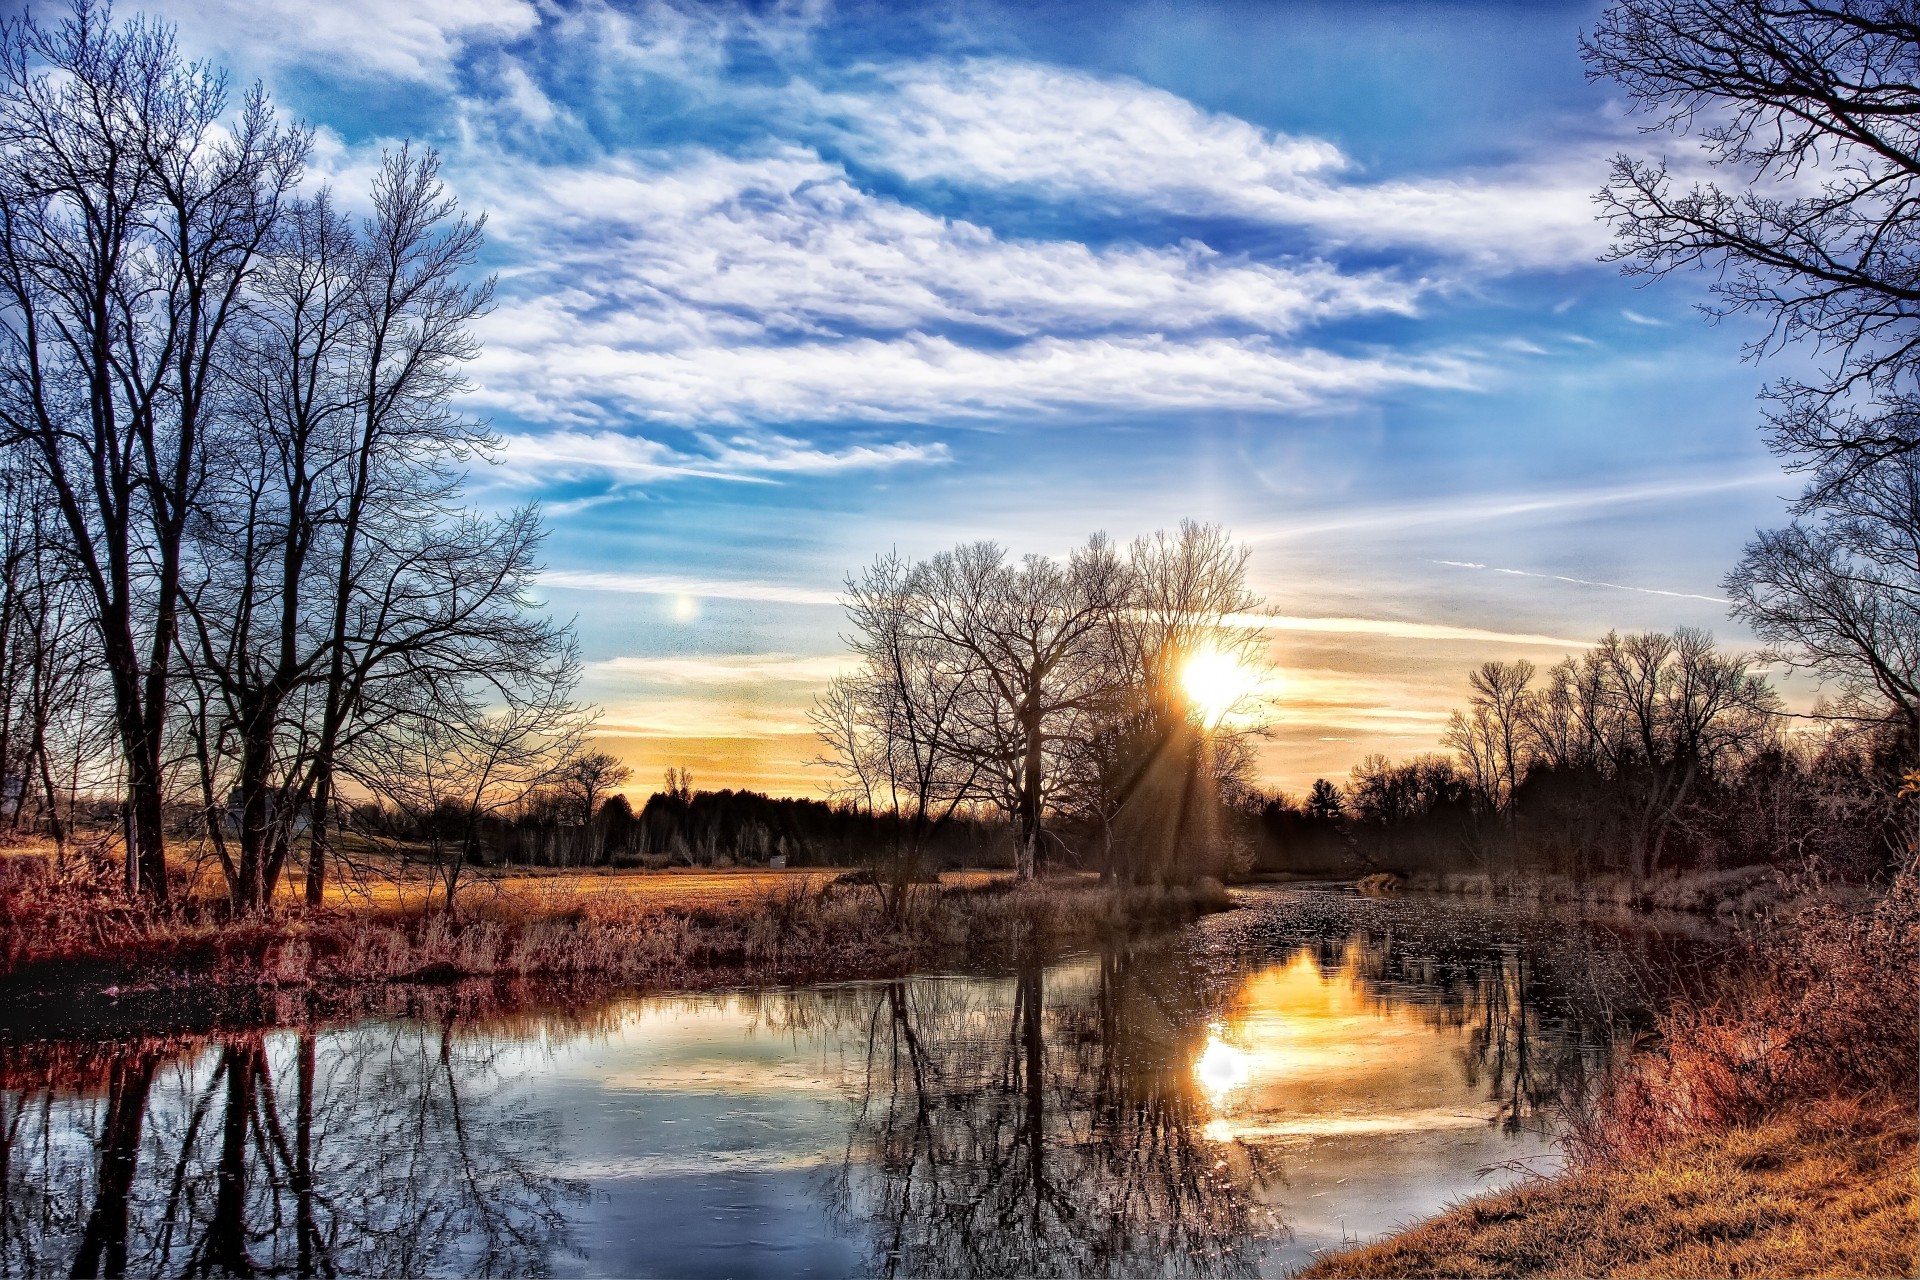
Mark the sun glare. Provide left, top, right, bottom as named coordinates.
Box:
left=1181, top=646, right=1256, bottom=726
left=1195, top=1026, right=1252, bottom=1098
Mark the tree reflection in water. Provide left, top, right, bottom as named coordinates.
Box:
left=821, top=894, right=1721, bottom=1277
left=0, top=1021, right=585, bottom=1277
left=822, top=948, right=1283, bottom=1278
left=0, top=892, right=1723, bottom=1278
left=1212, top=889, right=1725, bottom=1135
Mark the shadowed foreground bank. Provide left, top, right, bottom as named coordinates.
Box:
left=1302, top=870, right=1920, bottom=1279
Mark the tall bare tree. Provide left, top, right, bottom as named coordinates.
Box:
left=814, top=549, right=984, bottom=903
left=302, top=145, right=494, bottom=906
left=173, top=147, right=504, bottom=913
left=901, top=537, right=1129, bottom=880
left=1587, top=0, right=1920, bottom=483
left=0, top=4, right=305, bottom=899
left=1447, top=661, right=1536, bottom=817
left=1584, top=630, right=1779, bottom=883
left=1076, top=522, right=1266, bottom=884
left=1589, top=1, right=1920, bottom=772
left=818, top=525, right=1267, bottom=885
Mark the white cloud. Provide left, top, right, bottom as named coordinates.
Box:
left=494, top=428, right=946, bottom=487
left=539, top=571, right=839, bottom=606
left=1434, top=560, right=1725, bottom=604
left=1241, top=614, right=1592, bottom=648
left=496, top=62, right=564, bottom=126
left=592, top=699, right=816, bottom=740
left=589, top=653, right=850, bottom=684
left=456, top=148, right=1437, bottom=424
left=821, top=59, right=1611, bottom=270
left=1246, top=470, right=1780, bottom=542
left=476, top=328, right=1469, bottom=427
left=156, top=0, right=538, bottom=85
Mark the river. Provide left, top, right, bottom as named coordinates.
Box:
left=0, top=886, right=1730, bottom=1277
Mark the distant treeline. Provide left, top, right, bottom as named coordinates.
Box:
left=1252, top=629, right=1910, bottom=885
left=350, top=769, right=1010, bottom=871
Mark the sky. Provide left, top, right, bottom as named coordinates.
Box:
left=130, top=0, right=1812, bottom=796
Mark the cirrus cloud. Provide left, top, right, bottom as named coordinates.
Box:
left=820, top=59, right=1613, bottom=270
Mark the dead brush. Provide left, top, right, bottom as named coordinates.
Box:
left=0, top=852, right=195, bottom=969
left=1571, top=863, right=1920, bottom=1164
left=2, top=863, right=1232, bottom=991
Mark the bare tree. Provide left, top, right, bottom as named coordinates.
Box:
left=0, top=4, right=305, bottom=899
left=19, top=525, right=104, bottom=853
left=1586, top=630, right=1780, bottom=883
left=814, top=549, right=985, bottom=903
left=1587, top=0, right=1920, bottom=483
left=556, top=749, right=632, bottom=864
left=903, top=538, right=1130, bottom=880
left=1588, top=1, right=1920, bottom=791
left=301, top=145, right=494, bottom=906
left=1077, top=522, right=1267, bottom=884
left=1467, top=660, right=1535, bottom=815
left=818, top=526, right=1267, bottom=885
left=1728, top=450, right=1920, bottom=745
left=1447, top=660, right=1537, bottom=877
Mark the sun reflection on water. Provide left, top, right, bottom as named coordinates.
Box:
left=1194, top=1023, right=1252, bottom=1099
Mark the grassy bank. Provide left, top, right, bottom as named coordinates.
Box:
left=0, top=851, right=1230, bottom=1000
left=1305, top=867, right=1920, bottom=1279
left=1302, top=1101, right=1913, bottom=1278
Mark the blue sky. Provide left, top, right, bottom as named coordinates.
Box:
left=148, top=0, right=1807, bottom=794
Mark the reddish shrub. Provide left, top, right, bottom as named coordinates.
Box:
left=1574, top=862, right=1920, bottom=1163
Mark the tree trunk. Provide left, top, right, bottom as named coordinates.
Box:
left=1019, top=961, right=1045, bottom=1237
left=305, top=771, right=332, bottom=907
left=69, top=1051, right=157, bottom=1279
left=1017, top=711, right=1043, bottom=881
left=294, top=1033, right=319, bottom=1277
left=234, top=715, right=275, bottom=914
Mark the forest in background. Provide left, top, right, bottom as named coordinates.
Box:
left=1252, top=629, right=1910, bottom=889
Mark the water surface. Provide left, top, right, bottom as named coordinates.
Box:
left=0, top=887, right=1724, bottom=1277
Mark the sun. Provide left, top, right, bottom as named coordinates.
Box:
left=1181, top=646, right=1257, bottom=726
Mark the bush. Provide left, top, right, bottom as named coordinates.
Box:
left=1572, top=862, right=1920, bottom=1163
left=1355, top=871, right=1402, bottom=896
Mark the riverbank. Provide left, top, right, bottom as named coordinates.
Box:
left=1304, top=867, right=1920, bottom=1279
left=1354, top=864, right=1844, bottom=917
left=0, top=851, right=1231, bottom=1007
left=1301, top=1102, right=1914, bottom=1278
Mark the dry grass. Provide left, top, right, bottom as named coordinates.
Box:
left=285, top=864, right=1008, bottom=914
left=0, top=848, right=1227, bottom=996
left=1302, top=867, right=1920, bottom=1279
left=1300, top=1101, right=1916, bottom=1279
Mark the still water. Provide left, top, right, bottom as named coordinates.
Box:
left=0, top=887, right=1724, bottom=1277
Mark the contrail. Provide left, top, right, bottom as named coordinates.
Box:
left=1229, top=612, right=1591, bottom=648
left=1248, top=470, right=1779, bottom=542
left=1434, top=560, right=1725, bottom=604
